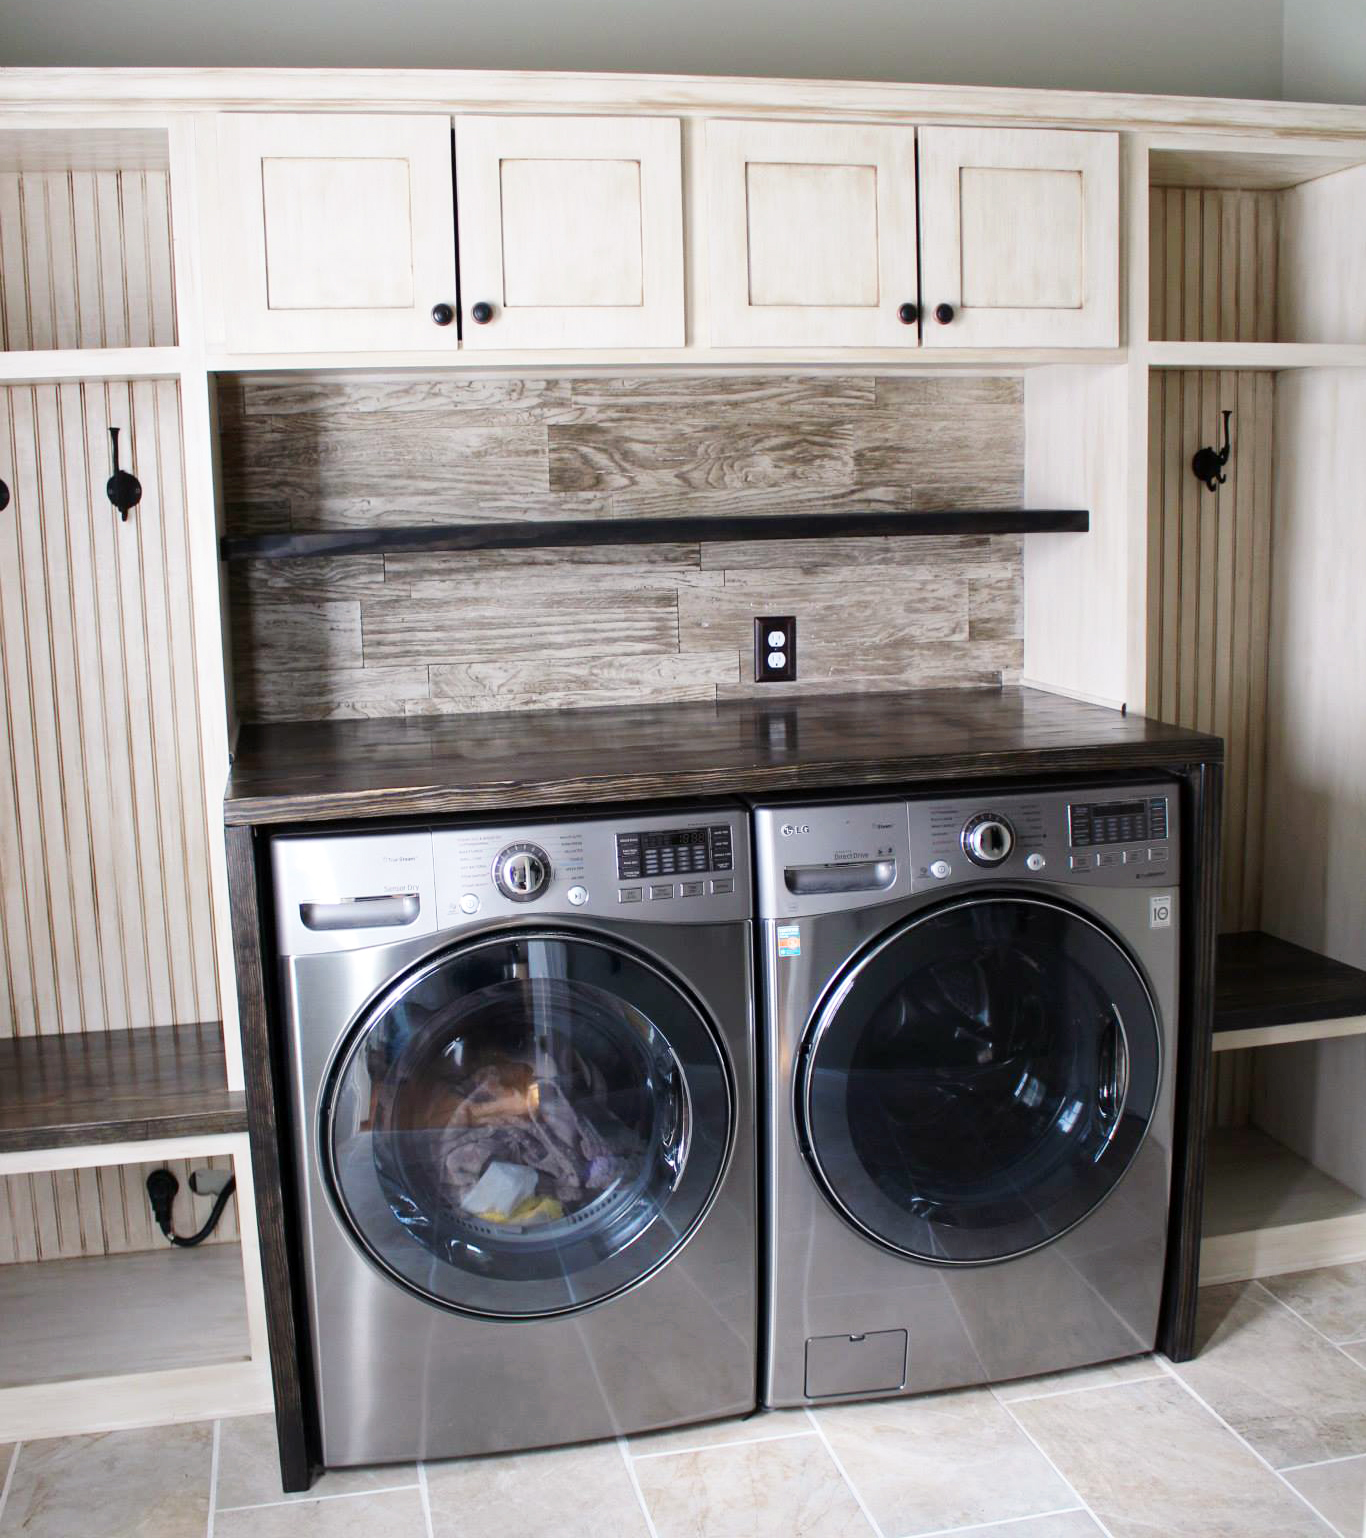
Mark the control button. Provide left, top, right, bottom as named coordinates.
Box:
left=709, top=877, right=735, bottom=895
left=1123, top=847, right=1149, bottom=865
left=930, top=859, right=952, bottom=879
left=1097, top=850, right=1123, bottom=869
left=1026, top=853, right=1046, bottom=872
left=1149, top=843, right=1169, bottom=863
left=458, top=892, right=481, bottom=915
left=649, top=883, right=675, bottom=900
left=618, top=887, right=643, bottom=903
left=679, top=881, right=703, bottom=897
left=1070, top=854, right=1094, bottom=871
left=567, top=885, right=589, bottom=906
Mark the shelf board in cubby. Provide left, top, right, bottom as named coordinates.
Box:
left=0, top=347, right=184, bottom=384
left=1145, top=341, right=1366, bottom=371
left=0, top=1021, right=246, bottom=1155
left=1213, top=930, right=1366, bottom=1052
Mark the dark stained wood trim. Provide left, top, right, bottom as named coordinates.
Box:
left=0, top=1021, right=244, bottom=1154
left=225, top=688, right=1224, bottom=829
left=1215, top=930, right=1366, bottom=1033
left=1158, top=759, right=1223, bottom=1363
left=220, top=509, right=1089, bottom=563
left=225, top=824, right=317, bottom=1493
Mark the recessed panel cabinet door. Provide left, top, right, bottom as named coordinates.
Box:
left=704, top=120, right=919, bottom=348
left=454, top=115, right=684, bottom=349
left=918, top=127, right=1119, bottom=348
left=216, top=113, right=458, bottom=353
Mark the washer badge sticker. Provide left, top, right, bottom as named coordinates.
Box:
left=777, top=923, right=802, bottom=958
left=1149, top=894, right=1174, bottom=929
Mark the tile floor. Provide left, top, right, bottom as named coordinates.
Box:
left=3, top=1264, right=1365, bottom=1538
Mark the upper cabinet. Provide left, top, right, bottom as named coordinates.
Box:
left=704, top=120, right=919, bottom=348
left=215, top=113, right=459, bottom=353
left=918, top=127, right=1119, bottom=348
left=454, top=116, right=684, bottom=350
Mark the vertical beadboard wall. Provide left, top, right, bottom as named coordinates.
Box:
left=0, top=170, right=177, bottom=350
left=1149, top=187, right=1278, bottom=343
left=0, top=379, right=230, bottom=1260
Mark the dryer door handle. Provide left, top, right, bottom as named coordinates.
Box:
left=784, top=860, right=896, bottom=895
left=299, top=893, right=421, bottom=931
left=1096, top=1007, right=1130, bottom=1140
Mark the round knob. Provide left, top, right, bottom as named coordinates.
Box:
left=470, top=301, right=495, bottom=325
left=431, top=302, right=455, bottom=327
left=962, top=813, right=1015, bottom=867
left=492, top=842, right=552, bottom=902
left=897, top=302, right=919, bottom=325
left=934, top=303, right=956, bottom=325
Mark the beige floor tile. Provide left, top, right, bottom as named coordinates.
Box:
left=1177, top=1282, right=1366, bottom=1468
left=948, top=1514, right=1103, bottom=1538
left=1261, top=1264, right=1366, bottom=1345
left=1010, top=1375, right=1333, bottom=1538
left=633, top=1433, right=870, bottom=1538
left=814, top=1386, right=1075, bottom=1535
left=0, top=1423, right=211, bottom=1538
left=992, top=1353, right=1164, bottom=1404
left=1283, top=1455, right=1366, bottom=1538
left=630, top=1408, right=813, bottom=1458
left=214, top=1487, right=428, bottom=1536
left=216, top=1414, right=419, bottom=1509
left=1346, top=1343, right=1366, bottom=1370
left=426, top=1438, right=649, bottom=1538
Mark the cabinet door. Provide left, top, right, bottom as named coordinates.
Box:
left=454, top=115, right=684, bottom=350
left=705, top=120, right=919, bottom=348
left=216, top=113, right=458, bottom=353
left=919, top=127, right=1119, bottom=349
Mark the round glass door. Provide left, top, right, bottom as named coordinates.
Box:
left=322, top=929, right=733, bottom=1318
left=797, top=895, right=1161, bottom=1265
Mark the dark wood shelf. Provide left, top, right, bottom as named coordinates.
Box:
left=1215, top=930, right=1366, bottom=1035
left=219, top=508, right=1089, bottom=562
left=0, top=1021, right=247, bottom=1154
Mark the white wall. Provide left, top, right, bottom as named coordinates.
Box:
left=1283, top=0, right=1366, bottom=104
left=0, top=0, right=1294, bottom=100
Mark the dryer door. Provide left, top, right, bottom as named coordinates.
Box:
left=321, top=928, right=733, bottom=1317
left=797, top=894, right=1161, bottom=1265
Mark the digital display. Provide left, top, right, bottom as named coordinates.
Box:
left=1069, top=796, right=1168, bottom=848
left=616, top=825, right=733, bottom=880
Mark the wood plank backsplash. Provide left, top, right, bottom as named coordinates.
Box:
left=220, top=374, right=1026, bottom=721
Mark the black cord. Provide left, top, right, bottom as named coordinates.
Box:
left=147, top=1169, right=238, bottom=1247
left=167, top=1176, right=237, bottom=1247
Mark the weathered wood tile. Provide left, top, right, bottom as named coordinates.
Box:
left=383, top=543, right=702, bottom=584
left=232, top=599, right=364, bottom=674
left=700, top=533, right=1015, bottom=570
left=423, top=652, right=740, bottom=714
left=715, top=640, right=1019, bottom=698
left=231, top=556, right=389, bottom=603
left=968, top=566, right=1025, bottom=642
left=235, top=664, right=432, bottom=722
left=875, top=377, right=1025, bottom=408
left=361, top=588, right=679, bottom=666
left=236, top=375, right=574, bottom=422
left=565, top=375, right=877, bottom=413
left=395, top=564, right=723, bottom=600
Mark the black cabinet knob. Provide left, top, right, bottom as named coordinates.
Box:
left=897, top=302, right=919, bottom=325
left=470, top=301, right=495, bottom=325
left=431, top=302, right=455, bottom=327
left=934, top=303, right=956, bottom=325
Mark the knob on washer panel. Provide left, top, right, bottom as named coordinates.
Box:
left=493, top=842, right=552, bottom=901
left=961, top=812, right=1015, bottom=867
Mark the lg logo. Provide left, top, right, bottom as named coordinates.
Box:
left=780, top=823, right=811, bottom=837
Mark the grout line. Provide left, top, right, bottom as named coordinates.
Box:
left=616, top=1435, right=661, bottom=1538
left=216, top=1482, right=421, bottom=1513
left=803, top=1406, right=886, bottom=1538
left=205, top=1420, right=220, bottom=1538
left=1155, top=1359, right=1339, bottom=1534
left=0, top=1440, right=21, bottom=1529
left=897, top=1503, right=1087, bottom=1538
left=997, top=1399, right=1117, bottom=1538
left=1252, top=1282, right=1366, bottom=1368
left=1279, top=1451, right=1366, bottom=1475
left=631, top=1428, right=817, bottom=1460
left=992, top=1368, right=1166, bottom=1406
left=1339, top=1338, right=1366, bottom=1348
left=416, top=1461, right=435, bottom=1538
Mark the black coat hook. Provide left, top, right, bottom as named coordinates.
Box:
left=107, top=427, right=142, bottom=521
left=0, top=477, right=9, bottom=514
left=1192, top=410, right=1233, bottom=493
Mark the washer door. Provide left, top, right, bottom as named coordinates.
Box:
left=797, top=895, right=1161, bottom=1265
left=322, top=929, right=733, bottom=1318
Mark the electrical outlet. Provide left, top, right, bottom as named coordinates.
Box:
left=189, top=1168, right=233, bottom=1198
left=754, top=616, right=796, bottom=683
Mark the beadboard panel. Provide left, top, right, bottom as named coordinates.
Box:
left=222, top=374, right=1026, bottom=721
left=1148, top=187, right=1278, bottom=343
left=1146, top=369, right=1273, bottom=937
left=0, top=170, right=177, bottom=351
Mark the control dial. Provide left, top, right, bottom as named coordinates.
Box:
left=961, top=812, right=1015, bottom=868
left=492, top=842, right=552, bottom=902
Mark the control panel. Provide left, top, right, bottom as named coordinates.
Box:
left=272, top=806, right=751, bottom=955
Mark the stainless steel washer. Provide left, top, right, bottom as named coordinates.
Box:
left=753, top=783, right=1179, bottom=1406
left=271, top=805, right=755, bottom=1465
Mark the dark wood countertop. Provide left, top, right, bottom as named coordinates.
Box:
left=224, top=686, right=1223, bottom=828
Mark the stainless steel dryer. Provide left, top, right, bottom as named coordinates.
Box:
left=754, top=783, right=1179, bottom=1406
left=271, top=805, right=755, bottom=1466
